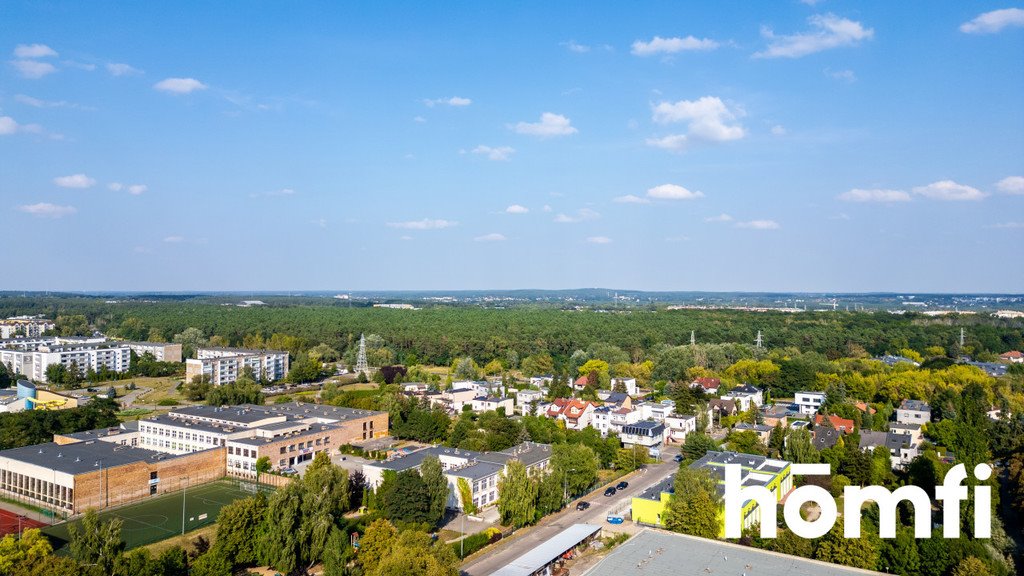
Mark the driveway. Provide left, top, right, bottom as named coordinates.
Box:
left=460, top=455, right=679, bottom=576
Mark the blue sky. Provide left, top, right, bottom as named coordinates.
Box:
left=2, top=2, right=1023, bottom=292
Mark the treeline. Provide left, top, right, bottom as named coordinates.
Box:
left=0, top=399, right=120, bottom=450
left=2, top=298, right=1022, bottom=366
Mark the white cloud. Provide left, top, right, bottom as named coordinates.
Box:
left=912, top=180, right=987, bottom=201
left=631, top=35, right=719, bottom=56
left=647, top=183, right=704, bottom=200
left=424, top=96, right=472, bottom=107
left=826, top=68, right=856, bottom=82
left=542, top=205, right=552, bottom=212
left=10, top=60, right=57, bottom=79
left=554, top=208, right=600, bottom=223
left=474, top=233, right=507, bottom=242
left=14, top=44, right=58, bottom=59
left=563, top=41, right=591, bottom=53
left=989, top=222, right=1024, bottom=229
left=163, top=235, right=185, bottom=243
left=735, top=219, right=780, bottom=230
left=53, top=174, right=96, bottom=189
left=704, top=213, right=733, bottom=222
left=106, top=62, right=142, bottom=76
left=645, top=134, right=689, bottom=150
left=17, top=203, right=76, bottom=218
left=387, top=219, right=457, bottom=230
left=755, top=14, right=873, bottom=59
left=14, top=94, right=82, bottom=109
left=108, top=183, right=123, bottom=191
left=650, top=96, right=745, bottom=145
left=505, top=204, right=529, bottom=214
left=154, top=77, right=207, bottom=94
left=127, top=184, right=148, bottom=195
left=399, top=235, right=414, bottom=241
left=413, top=116, right=427, bottom=123
left=996, top=176, right=1024, bottom=195
left=960, top=8, right=1024, bottom=34
left=587, top=236, right=612, bottom=244
left=511, top=112, right=577, bottom=137
left=0, top=116, right=18, bottom=135
left=613, top=194, right=650, bottom=204
left=837, top=188, right=912, bottom=203
left=770, top=125, right=786, bottom=136
left=472, top=145, right=515, bottom=161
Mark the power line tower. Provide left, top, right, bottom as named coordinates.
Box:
left=355, top=333, right=369, bottom=375
left=755, top=330, right=763, bottom=349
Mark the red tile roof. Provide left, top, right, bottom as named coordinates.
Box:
left=692, top=377, right=721, bottom=390
left=814, top=414, right=855, bottom=433
left=1000, top=350, right=1023, bottom=359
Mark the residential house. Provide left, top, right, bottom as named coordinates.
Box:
left=664, top=414, right=697, bottom=443
left=608, top=406, right=642, bottom=435
left=546, top=398, right=597, bottom=430
left=794, top=391, right=826, bottom=415
left=760, top=403, right=792, bottom=428
left=814, top=414, right=855, bottom=434
left=876, top=355, right=921, bottom=367
left=515, top=389, right=544, bottom=415
left=723, top=384, right=763, bottom=411
left=734, top=422, right=773, bottom=444
left=889, top=422, right=923, bottom=445
left=812, top=427, right=842, bottom=450
left=860, top=430, right=919, bottom=469
left=1000, top=351, right=1023, bottom=364
left=708, top=399, right=738, bottom=424
left=571, top=373, right=593, bottom=392
left=529, top=375, right=554, bottom=387
left=637, top=400, right=675, bottom=422
left=471, top=395, right=514, bottom=414
left=620, top=421, right=667, bottom=453
left=689, top=377, right=720, bottom=396
left=596, top=390, right=632, bottom=409
left=896, top=399, right=931, bottom=425
left=609, top=377, right=638, bottom=396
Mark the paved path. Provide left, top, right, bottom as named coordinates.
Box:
left=460, top=455, right=679, bottom=576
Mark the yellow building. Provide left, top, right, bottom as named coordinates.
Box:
left=631, top=451, right=792, bottom=537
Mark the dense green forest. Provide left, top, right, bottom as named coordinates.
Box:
left=1, top=297, right=1021, bottom=367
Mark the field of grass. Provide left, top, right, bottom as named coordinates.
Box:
left=143, top=523, right=218, bottom=557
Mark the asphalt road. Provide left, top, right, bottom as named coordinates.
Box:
left=461, top=453, right=680, bottom=576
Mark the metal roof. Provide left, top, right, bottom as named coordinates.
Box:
left=0, top=441, right=199, bottom=476
left=582, top=529, right=883, bottom=576
left=493, top=524, right=601, bottom=576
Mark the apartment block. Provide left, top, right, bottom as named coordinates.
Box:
left=124, top=341, right=183, bottom=363
left=185, top=347, right=289, bottom=384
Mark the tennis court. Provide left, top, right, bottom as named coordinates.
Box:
left=42, top=478, right=272, bottom=550
left=0, top=508, right=48, bottom=537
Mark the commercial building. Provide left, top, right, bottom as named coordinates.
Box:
left=362, top=442, right=552, bottom=511
left=582, top=529, right=884, bottom=576
left=632, top=451, right=792, bottom=536
left=185, top=347, right=289, bottom=385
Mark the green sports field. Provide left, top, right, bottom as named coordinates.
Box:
left=43, top=478, right=274, bottom=550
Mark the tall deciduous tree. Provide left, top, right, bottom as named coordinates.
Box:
left=663, top=468, right=720, bottom=539
left=68, top=509, right=124, bottom=576
left=420, top=455, right=449, bottom=527
left=497, top=460, right=537, bottom=528
left=551, top=443, right=598, bottom=497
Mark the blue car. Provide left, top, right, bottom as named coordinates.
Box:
left=607, top=514, right=624, bottom=524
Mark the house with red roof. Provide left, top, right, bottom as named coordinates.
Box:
left=814, top=414, right=856, bottom=434
left=690, top=377, right=721, bottom=395
left=1000, top=350, right=1023, bottom=364
left=546, top=398, right=597, bottom=430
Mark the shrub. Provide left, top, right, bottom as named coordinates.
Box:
left=157, top=398, right=180, bottom=406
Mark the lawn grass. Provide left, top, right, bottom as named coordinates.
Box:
left=143, top=523, right=218, bottom=557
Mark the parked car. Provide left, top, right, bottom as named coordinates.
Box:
left=673, top=454, right=683, bottom=462
left=607, top=514, right=624, bottom=524
left=281, top=467, right=298, bottom=475
left=604, top=487, right=617, bottom=497
left=616, top=481, right=629, bottom=490
left=576, top=501, right=590, bottom=511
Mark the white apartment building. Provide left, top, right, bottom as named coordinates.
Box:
left=610, top=377, right=638, bottom=396
left=794, top=391, right=827, bottom=415
left=1, top=342, right=131, bottom=383
left=185, top=347, right=289, bottom=385
left=515, top=389, right=545, bottom=415
left=637, top=400, right=675, bottom=422
left=724, top=384, right=764, bottom=412
left=896, top=399, right=931, bottom=425
left=664, top=414, right=697, bottom=443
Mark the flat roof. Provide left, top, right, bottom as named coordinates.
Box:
left=0, top=441, right=196, bottom=476
left=448, top=461, right=505, bottom=480
left=582, top=529, right=883, bottom=576
left=493, top=524, right=601, bottom=576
